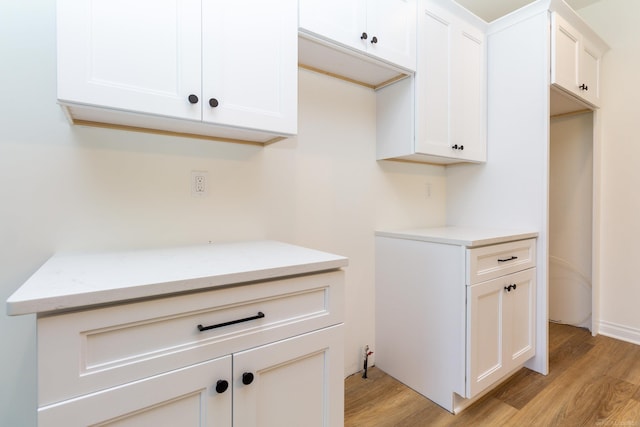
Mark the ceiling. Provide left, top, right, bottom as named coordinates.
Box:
left=454, top=0, right=602, bottom=22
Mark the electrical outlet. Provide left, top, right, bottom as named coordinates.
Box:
left=191, top=171, right=209, bottom=197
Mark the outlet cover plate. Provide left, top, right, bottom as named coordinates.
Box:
left=191, top=170, right=209, bottom=197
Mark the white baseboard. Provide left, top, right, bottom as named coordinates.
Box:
left=598, top=320, right=640, bottom=345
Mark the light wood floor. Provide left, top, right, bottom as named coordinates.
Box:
left=345, top=322, right=640, bottom=426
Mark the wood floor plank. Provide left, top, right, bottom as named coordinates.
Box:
left=601, top=396, right=640, bottom=426
left=603, top=338, right=640, bottom=385
left=345, top=323, right=640, bottom=426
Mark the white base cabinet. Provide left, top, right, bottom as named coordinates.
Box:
left=39, top=326, right=342, bottom=427
left=6, top=241, right=347, bottom=427
left=375, top=228, right=536, bottom=413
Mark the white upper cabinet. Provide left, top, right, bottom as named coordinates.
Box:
left=57, top=0, right=297, bottom=144
left=551, top=12, right=604, bottom=108
left=298, top=0, right=416, bottom=88
left=376, top=0, right=486, bottom=164
left=299, top=0, right=368, bottom=53
left=367, top=0, right=418, bottom=71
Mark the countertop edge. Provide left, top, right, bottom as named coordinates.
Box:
left=375, top=227, right=539, bottom=247
left=6, top=241, right=348, bottom=317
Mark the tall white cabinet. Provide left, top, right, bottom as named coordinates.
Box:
left=57, top=0, right=298, bottom=143
left=446, top=0, right=608, bottom=378
left=375, top=228, right=537, bottom=413
left=7, top=241, right=347, bottom=427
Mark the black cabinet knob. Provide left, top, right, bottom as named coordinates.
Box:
left=579, top=83, right=588, bottom=91
left=504, top=285, right=511, bottom=292
left=360, top=32, right=368, bottom=40
left=188, top=94, right=199, bottom=104
left=215, top=380, right=229, bottom=393
left=371, top=36, right=378, bottom=44
left=242, top=372, right=254, bottom=385
left=209, top=98, right=219, bottom=108
left=512, top=284, right=517, bottom=290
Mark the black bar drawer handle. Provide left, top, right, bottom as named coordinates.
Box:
left=197, top=312, right=265, bottom=332
left=497, top=256, right=518, bottom=263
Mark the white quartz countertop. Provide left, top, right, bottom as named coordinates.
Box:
left=375, top=226, right=538, bottom=247
left=6, top=240, right=348, bottom=316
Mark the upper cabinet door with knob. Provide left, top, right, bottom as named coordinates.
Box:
left=299, top=0, right=416, bottom=71
left=57, top=0, right=203, bottom=121
left=202, top=0, right=297, bottom=134
left=416, top=0, right=486, bottom=162
left=57, top=0, right=297, bottom=141
left=551, top=12, right=603, bottom=108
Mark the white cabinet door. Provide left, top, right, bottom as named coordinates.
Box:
left=39, top=356, right=232, bottom=427
left=367, top=0, right=417, bottom=70
left=202, top=0, right=298, bottom=134
left=415, top=1, right=486, bottom=163
left=467, top=268, right=536, bottom=398
left=506, top=268, right=536, bottom=368
left=551, top=14, right=581, bottom=100
left=57, top=0, right=297, bottom=139
left=233, top=325, right=344, bottom=427
left=298, top=0, right=367, bottom=52
left=466, top=275, right=506, bottom=398
left=299, top=0, right=415, bottom=71
left=57, top=0, right=202, bottom=120
left=579, top=37, right=602, bottom=107
left=551, top=13, right=602, bottom=108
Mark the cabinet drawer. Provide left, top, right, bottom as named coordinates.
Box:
left=38, top=270, right=344, bottom=406
left=466, top=239, right=536, bottom=284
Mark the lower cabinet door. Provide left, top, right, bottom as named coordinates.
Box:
left=466, top=268, right=536, bottom=398
left=466, top=275, right=506, bottom=398
left=232, top=325, right=344, bottom=427
left=506, top=268, right=536, bottom=368
left=38, top=355, right=232, bottom=427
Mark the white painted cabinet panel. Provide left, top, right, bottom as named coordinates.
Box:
left=40, top=326, right=345, bottom=427
left=233, top=326, right=344, bottom=427
left=298, top=0, right=367, bottom=53
left=551, top=12, right=603, bottom=108
left=39, top=356, right=233, bottom=427
left=367, top=0, right=418, bottom=71
left=201, top=0, right=297, bottom=133
left=299, top=0, right=416, bottom=72
left=375, top=228, right=536, bottom=413
left=466, top=268, right=536, bottom=398
left=376, top=0, right=486, bottom=164
left=16, top=243, right=347, bottom=426
left=57, top=0, right=202, bottom=120
left=57, top=0, right=297, bottom=143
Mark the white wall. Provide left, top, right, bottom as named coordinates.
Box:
left=549, top=113, right=593, bottom=327
left=576, top=0, right=640, bottom=343
left=0, top=2, right=447, bottom=425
